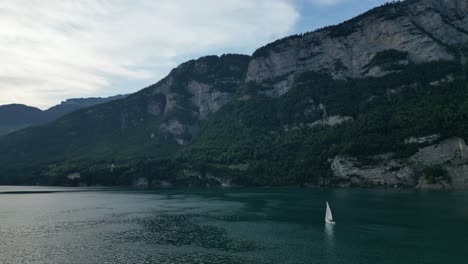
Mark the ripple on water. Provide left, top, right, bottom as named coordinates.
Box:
left=1, top=188, right=468, bottom=264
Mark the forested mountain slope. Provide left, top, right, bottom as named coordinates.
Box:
left=0, top=95, right=126, bottom=136
left=1, top=0, right=468, bottom=189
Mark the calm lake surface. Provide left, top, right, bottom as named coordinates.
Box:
left=0, top=187, right=467, bottom=264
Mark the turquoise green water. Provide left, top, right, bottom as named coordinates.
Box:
left=0, top=187, right=467, bottom=263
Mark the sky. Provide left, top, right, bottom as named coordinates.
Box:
left=0, top=0, right=390, bottom=109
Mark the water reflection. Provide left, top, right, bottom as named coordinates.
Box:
left=325, top=223, right=335, bottom=246
left=1, top=188, right=468, bottom=264
left=325, top=223, right=336, bottom=263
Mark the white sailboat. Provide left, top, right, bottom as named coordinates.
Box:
left=325, top=201, right=335, bottom=224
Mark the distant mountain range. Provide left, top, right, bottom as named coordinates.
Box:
left=1, top=0, right=468, bottom=189
left=0, top=95, right=127, bottom=136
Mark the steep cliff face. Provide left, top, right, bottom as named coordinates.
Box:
left=331, top=155, right=416, bottom=187
left=246, top=0, right=468, bottom=97
left=1, top=0, right=468, bottom=188
left=0, top=54, right=250, bottom=167
left=139, top=54, right=250, bottom=145
left=332, top=138, right=468, bottom=189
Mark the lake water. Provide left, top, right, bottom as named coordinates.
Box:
left=0, top=187, right=467, bottom=264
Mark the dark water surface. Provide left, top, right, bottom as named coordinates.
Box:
left=0, top=187, right=467, bottom=264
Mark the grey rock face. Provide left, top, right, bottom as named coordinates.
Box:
left=140, top=55, right=250, bottom=144
left=447, top=165, right=468, bottom=189
left=331, top=155, right=416, bottom=187
left=187, top=81, right=234, bottom=120
left=312, top=115, right=353, bottom=127
left=284, top=115, right=353, bottom=132
left=332, top=137, right=468, bottom=189
left=410, top=138, right=468, bottom=168
left=246, top=0, right=468, bottom=97
left=404, top=134, right=440, bottom=144
left=159, top=119, right=186, bottom=136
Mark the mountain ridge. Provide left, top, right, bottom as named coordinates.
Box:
left=247, top=0, right=467, bottom=97
left=1, top=0, right=468, bottom=189
left=0, top=95, right=127, bottom=136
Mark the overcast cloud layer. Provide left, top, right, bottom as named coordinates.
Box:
left=0, top=0, right=298, bottom=108
left=0, top=0, right=389, bottom=109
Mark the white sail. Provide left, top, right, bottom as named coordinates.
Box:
left=325, top=201, right=335, bottom=224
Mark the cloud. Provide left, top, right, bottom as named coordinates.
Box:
left=0, top=0, right=298, bottom=109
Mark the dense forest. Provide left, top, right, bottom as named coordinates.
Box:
left=2, top=57, right=466, bottom=187
left=0, top=0, right=467, bottom=187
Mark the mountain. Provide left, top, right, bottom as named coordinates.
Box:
left=45, top=95, right=128, bottom=119
left=0, top=95, right=127, bottom=136
left=0, top=104, right=47, bottom=136
left=1, top=0, right=468, bottom=189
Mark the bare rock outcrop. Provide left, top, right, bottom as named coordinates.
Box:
left=138, top=55, right=250, bottom=145
left=331, top=155, right=415, bottom=187
left=187, top=81, right=234, bottom=120
left=410, top=138, right=468, bottom=167
left=246, top=0, right=468, bottom=97
left=331, top=137, right=468, bottom=189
